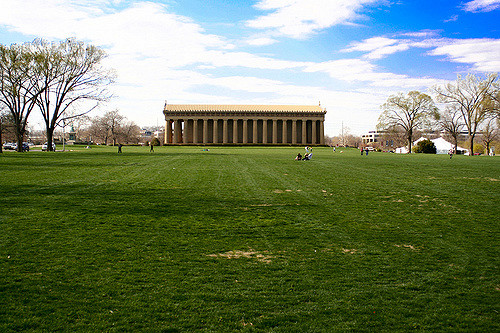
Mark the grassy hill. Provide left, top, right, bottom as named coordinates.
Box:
left=1, top=146, right=498, bottom=331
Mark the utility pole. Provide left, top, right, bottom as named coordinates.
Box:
left=62, top=118, right=66, bottom=152
left=341, top=121, right=344, bottom=146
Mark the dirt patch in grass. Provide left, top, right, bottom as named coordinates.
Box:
left=395, top=244, right=419, bottom=251
left=274, top=189, right=301, bottom=193
left=207, top=249, right=275, bottom=263
left=460, top=177, right=498, bottom=182
left=341, top=248, right=358, bottom=255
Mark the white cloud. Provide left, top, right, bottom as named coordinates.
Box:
left=303, top=59, right=448, bottom=89
left=343, top=37, right=399, bottom=52
left=429, top=38, right=500, bottom=72
left=342, top=37, right=410, bottom=59
left=462, top=0, right=500, bottom=12
left=246, top=0, right=380, bottom=39
left=401, top=30, right=441, bottom=38
left=205, top=51, right=306, bottom=70
left=444, top=15, right=459, bottom=22
left=339, top=34, right=500, bottom=74
left=245, top=37, right=278, bottom=46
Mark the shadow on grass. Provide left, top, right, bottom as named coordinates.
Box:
left=0, top=183, right=308, bottom=223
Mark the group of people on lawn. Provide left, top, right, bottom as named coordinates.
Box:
left=295, top=146, right=313, bottom=161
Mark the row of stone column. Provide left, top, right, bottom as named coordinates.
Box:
left=165, top=118, right=324, bottom=145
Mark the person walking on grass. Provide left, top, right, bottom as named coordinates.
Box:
left=150, top=144, right=154, bottom=152
left=118, top=144, right=122, bottom=153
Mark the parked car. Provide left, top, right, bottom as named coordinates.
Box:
left=42, top=142, right=56, bottom=151
left=2, top=142, right=16, bottom=150
left=8, top=143, right=30, bottom=151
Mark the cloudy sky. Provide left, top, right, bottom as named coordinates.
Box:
left=1, top=0, right=499, bottom=135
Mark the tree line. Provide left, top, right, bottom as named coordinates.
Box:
left=378, top=73, right=499, bottom=155
left=0, top=38, right=114, bottom=152
left=85, top=110, right=142, bottom=146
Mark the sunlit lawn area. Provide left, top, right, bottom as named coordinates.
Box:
left=0, top=145, right=498, bottom=331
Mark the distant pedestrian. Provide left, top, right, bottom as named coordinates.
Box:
left=118, top=144, right=122, bottom=153
left=366, top=149, right=368, bottom=156
left=150, top=144, right=154, bottom=152
left=333, top=147, right=336, bottom=152
left=360, top=148, right=363, bottom=155
left=448, top=148, right=453, bottom=159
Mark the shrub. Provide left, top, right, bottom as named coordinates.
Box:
left=473, top=143, right=484, bottom=154
left=150, top=137, right=161, bottom=146
left=414, top=139, right=436, bottom=154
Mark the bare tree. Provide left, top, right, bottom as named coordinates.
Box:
left=480, top=118, right=498, bottom=155
left=101, top=110, right=124, bottom=146
left=0, top=43, right=44, bottom=152
left=85, top=116, right=107, bottom=144
left=88, top=110, right=135, bottom=145
left=484, top=85, right=500, bottom=122
left=434, top=73, right=498, bottom=155
left=378, top=91, right=438, bottom=153
left=379, top=126, right=407, bottom=150
left=439, top=105, right=465, bottom=152
left=34, top=39, right=114, bottom=151
left=119, top=120, right=141, bottom=144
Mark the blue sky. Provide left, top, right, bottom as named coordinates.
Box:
left=1, top=0, right=499, bottom=135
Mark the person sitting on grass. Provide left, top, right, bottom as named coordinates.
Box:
left=303, top=153, right=312, bottom=160
left=295, top=153, right=302, bottom=160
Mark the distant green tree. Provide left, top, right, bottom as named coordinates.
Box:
left=414, top=139, right=436, bottom=154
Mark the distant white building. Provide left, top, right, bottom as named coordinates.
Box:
left=395, top=137, right=468, bottom=154
left=361, top=131, right=382, bottom=144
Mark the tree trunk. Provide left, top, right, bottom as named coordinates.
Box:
left=16, top=130, right=23, bottom=152
left=469, top=134, right=474, bottom=156
left=46, top=128, right=54, bottom=152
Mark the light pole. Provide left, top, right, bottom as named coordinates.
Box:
left=62, top=118, right=66, bottom=152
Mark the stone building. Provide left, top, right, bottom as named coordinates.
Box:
left=163, top=104, right=326, bottom=145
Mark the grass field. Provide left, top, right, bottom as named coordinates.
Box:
left=0, top=145, right=498, bottom=332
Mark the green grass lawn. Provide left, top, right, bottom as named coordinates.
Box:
left=0, top=146, right=498, bottom=332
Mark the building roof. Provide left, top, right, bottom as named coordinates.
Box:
left=164, top=104, right=326, bottom=113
